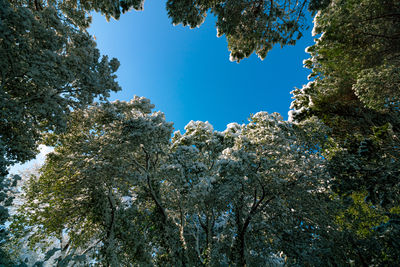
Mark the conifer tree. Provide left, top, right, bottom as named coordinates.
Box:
left=290, top=0, right=400, bottom=264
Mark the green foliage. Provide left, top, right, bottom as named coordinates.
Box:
left=166, top=0, right=330, bottom=62
left=0, top=0, right=121, bottom=171
left=13, top=97, right=172, bottom=265
left=0, top=175, right=22, bottom=266
left=3, top=0, right=400, bottom=265
left=289, top=0, right=400, bottom=264
left=9, top=0, right=145, bottom=28
left=336, top=192, right=388, bottom=237
left=13, top=105, right=341, bottom=266
left=290, top=0, right=400, bottom=208
left=291, top=0, right=400, bottom=129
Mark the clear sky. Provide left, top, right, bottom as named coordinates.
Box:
left=90, top=3, right=315, bottom=132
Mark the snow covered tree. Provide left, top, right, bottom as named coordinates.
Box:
left=13, top=97, right=173, bottom=265
left=0, top=0, right=122, bottom=173
left=290, top=0, right=400, bottom=208
left=290, top=0, right=400, bottom=215
left=1, top=0, right=126, bottom=257
left=215, top=113, right=339, bottom=266
left=13, top=102, right=341, bottom=265
left=0, top=174, right=22, bottom=266
left=291, top=0, right=400, bottom=126
left=166, top=0, right=331, bottom=62
left=290, top=0, right=400, bottom=264
left=161, top=120, right=238, bottom=265
left=160, top=114, right=338, bottom=266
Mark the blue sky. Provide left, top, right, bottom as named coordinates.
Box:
left=89, top=2, right=315, bottom=132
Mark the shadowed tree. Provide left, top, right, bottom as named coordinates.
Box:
left=166, top=0, right=331, bottom=61
left=290, top=0, right=400, bottom=264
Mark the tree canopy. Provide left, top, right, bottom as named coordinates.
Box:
left=0, top=0, right=121, bottom=172
left=290, top=0, right=400, bottom=223
left=13, top=99, right=340, bottom=265
left=0, top=0, right=124, bottom=261
left=167, top=0, right=331, bottom=61
left=2, top=0, right=400, bottom=265
left=290, top=0, right=400, bottom=264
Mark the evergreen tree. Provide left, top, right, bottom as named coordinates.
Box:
left=167, top=0, right=331, bottom=62
left=290, top=0, right=400, bottom=264
left=13, top=97, right=173, bottom=265
left=14, top=103, right=338, bottom=265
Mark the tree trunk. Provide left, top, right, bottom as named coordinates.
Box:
left=237, top=230, right=246, bottom=267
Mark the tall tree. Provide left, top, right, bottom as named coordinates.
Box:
left=13, top=97, right=173, bottom=265
left=0, top=0, right=122, bottom=172
left=291, top=0, right=400, bottom=127
left=0, top=0, right=125, bottom=260
left=153, top=113, right=338, bottom=266
left=290, top=0, right=400, bottom=264
left=215, top=113, right=338, bottom=266
left=291, top=0, right=400, bottom=209
left=163, top=120, right=238, bottom=265
left=14, top=106, right=340, bottom=265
